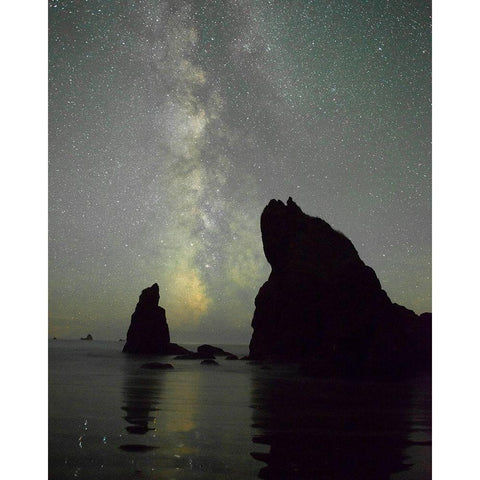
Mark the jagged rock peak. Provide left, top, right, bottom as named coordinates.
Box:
left=260, top=197, right=359, bottom=275
left=137, top=283, right=160, bottom=307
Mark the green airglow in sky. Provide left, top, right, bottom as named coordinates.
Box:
left=49, top=0, right=431, bottom=342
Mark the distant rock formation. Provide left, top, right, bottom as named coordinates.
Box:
left=81, top=334, right=93, bottom=340
left=249, top=198, right=431, bottom=376
left=122, top=283, right=191, bottom=355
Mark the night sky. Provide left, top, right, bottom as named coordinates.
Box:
left=48, top=0, right=431, bottom=343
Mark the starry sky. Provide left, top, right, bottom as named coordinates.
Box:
left=48, top=0, right=431, bottom=343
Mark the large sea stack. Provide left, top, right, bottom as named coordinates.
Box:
left=249, top=198, right=431, bottom=376
left=123, top=283, right=190, bottom=355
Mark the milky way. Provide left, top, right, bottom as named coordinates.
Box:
left=49, top=0, right=431, bottom=342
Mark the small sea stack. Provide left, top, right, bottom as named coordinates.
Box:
left=122, top=283, right=191, bottom=355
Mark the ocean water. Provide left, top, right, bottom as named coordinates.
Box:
left=49, top=340, right=431, bottom=479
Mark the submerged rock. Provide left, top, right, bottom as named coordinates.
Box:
left=174, top=352, right=215, bottom=360
left=140, top=362, right=174, bottom=370
left=201, top=359, right=219, bottom=365
left=249, top=198, right=431, bottom=377
left=122, top=283, right=191, bottom=355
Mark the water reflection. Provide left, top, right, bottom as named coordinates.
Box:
left=119, top=358, right=260, bottom=478
left=119, top=358, right=206, bottom=477
left=120, top=360, right=164, bottom=451
left=250, top=368, right=431, bottom=479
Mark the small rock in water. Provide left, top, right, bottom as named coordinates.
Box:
left=174, top=352, right=215, bottom=360
left=197, top=344, right=234, bottom=356
left=201, top=359, right=219, bottom=365
left=141, top=362, right=174, bottom=370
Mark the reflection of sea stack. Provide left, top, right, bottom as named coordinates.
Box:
left=249, top=198, right=431, bottom=376
left=250, top=369, right=421, bottom=479
left=122, top=283, right=190, bottom=355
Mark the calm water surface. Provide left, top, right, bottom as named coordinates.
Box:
left=49, top=340, right=431, bottom=479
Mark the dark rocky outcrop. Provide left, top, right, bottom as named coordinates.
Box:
left=197, top=344, right=234, bottom=357
left=249, top=198, right=431, bottom=377
left=122, top=283, right=191, bottom=355
left=140, top=362, right=174, bottom=370
left=201, top=359, right=219, bottom=365
left=81, top=334, right=93, bottom=340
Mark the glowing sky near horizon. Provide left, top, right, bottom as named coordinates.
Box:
left=49, top=0, right=431, bottom=343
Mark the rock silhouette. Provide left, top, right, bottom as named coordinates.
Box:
left=201, top=359, right=219, bottom=366
left=140, top=362, right=174, bottom=370
left=197, top=344, right=234, bottom=357
left=122, top=283, right=191, bottom=355
left=81, top=334, right=93, bottom=340
left=249, top=198, right=431, bottom=376
left=249, top=369, right=430, bottom=479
